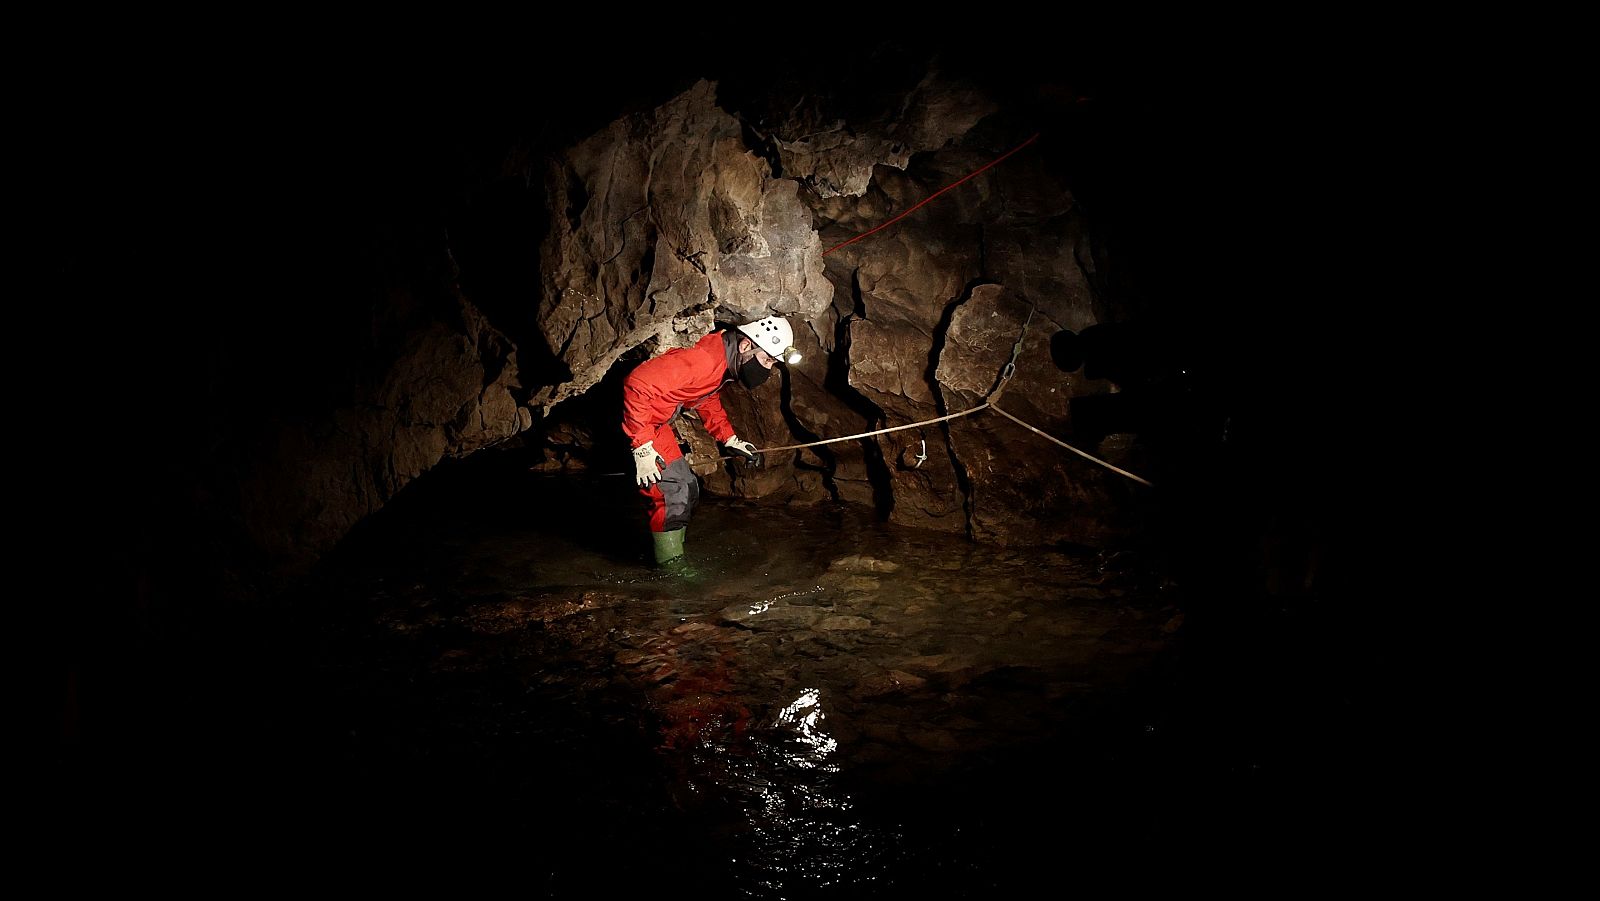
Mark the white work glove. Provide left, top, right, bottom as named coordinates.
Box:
left=632, top=440, right=664, bottom=487
left=723, top=435, right=761, bottom=468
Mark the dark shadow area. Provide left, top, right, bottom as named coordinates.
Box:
left=711, top=41, right=933, bottom=148
left=331, top=447, right=631, bottom=562
left=827, top=270, right=895, bottom=520
left=519, top=349, right=656, bottom=563
left=1046, top=308, right=1345, bottom=665
left=450, top=175, right=571, bottom=389
left=1057, top=322, right=1218, bottom=453
left=543, top=346, right=644, bottom=474
left=777, top=364, right=841, bottom=502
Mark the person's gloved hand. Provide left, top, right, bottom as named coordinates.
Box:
left=632, top=440, right=664, bottom=487
left=724, top=436, right=761, bottom=468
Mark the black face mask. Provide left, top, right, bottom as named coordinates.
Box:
left=738, top=357, right=772, bottom=389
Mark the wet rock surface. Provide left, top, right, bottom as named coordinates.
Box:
left=57, top=456, right=1376, bottom=894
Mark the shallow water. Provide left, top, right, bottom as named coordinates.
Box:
left=64, top=453, right=1374, bottom=893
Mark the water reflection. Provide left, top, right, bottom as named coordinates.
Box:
left=290, top=469, right=1187, bottom=896
left=775, top=688, right=838, bottom=768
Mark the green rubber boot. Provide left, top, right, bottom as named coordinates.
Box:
left=652, top=527, right=686, bottom=566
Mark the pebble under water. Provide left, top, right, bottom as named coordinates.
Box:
left=60, top=452, right=1377, bottom=895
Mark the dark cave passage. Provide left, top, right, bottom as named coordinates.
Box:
left=38, top=31, right=1388, bottom=893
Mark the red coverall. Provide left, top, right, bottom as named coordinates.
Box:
left=621, top=330, right=739, bottom=532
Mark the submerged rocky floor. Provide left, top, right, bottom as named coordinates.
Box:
left=55, top=452, right=1377, bottom=895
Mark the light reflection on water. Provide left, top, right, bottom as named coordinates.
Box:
left=775, top=688, right=839, bottom=767
left=691, top=685, right=920, bottom=897
left=308, top=470, right=1182, bottom=896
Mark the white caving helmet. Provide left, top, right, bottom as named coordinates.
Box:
left=736, top=316, right=802, bottom=364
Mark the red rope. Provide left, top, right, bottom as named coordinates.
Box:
left=821, top=132, right=1040, bottom=256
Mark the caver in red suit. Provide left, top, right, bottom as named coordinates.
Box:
left=621, top=316, right=798, bottom=565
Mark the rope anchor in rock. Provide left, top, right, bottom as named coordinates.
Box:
left=907, top=439, right=927, bottom=469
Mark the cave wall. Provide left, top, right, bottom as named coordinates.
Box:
left=530, top=79, right=833, bottom=413
left=533, top=70, right=1145, bottom=546
left=70, top=45, right=1229, bottom=609
left=44, top=34, right=1361, bottom=794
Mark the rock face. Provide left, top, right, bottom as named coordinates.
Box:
left=235, top=289, right=529, bottom=579
left=532, top=68, right=1151, bottom=548
left=935, top=284, right=1135, bottom=547
left=530, top=80, right=834, bottom=413
left=766, top=68, right=997, bottom=199
left=127, top=53, right=1178, bottom=605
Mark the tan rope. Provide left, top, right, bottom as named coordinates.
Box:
left=719, top=301, right=1154, bottom=488
left=720, top=400, right=1152, bottom=488
left=754, top=403, right=991, bottom=454
left=987, top=404, right=1153, bottom=487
